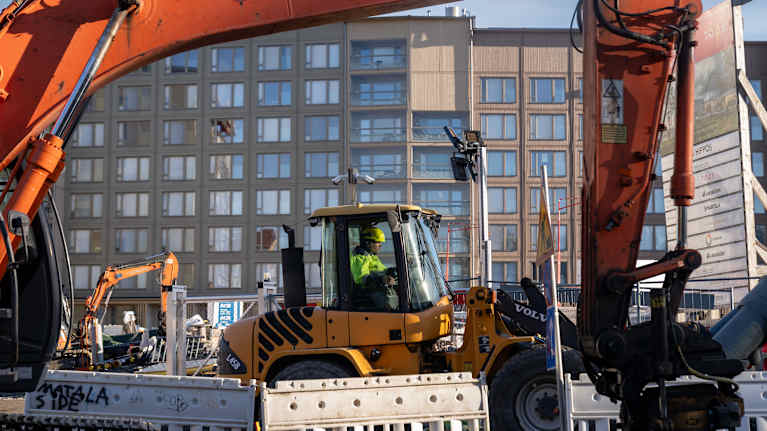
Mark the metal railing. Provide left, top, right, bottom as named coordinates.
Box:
left=352, top=162, right=406, bottom=178
left=351, top=90, right=406, bottom=106
left=350, top=127, right=406, bottom=143
left=413, top=127, right=465, bottom=142
left=412, top=163, right=454, bottom=179
left=350, top=54, right=407, bottom=70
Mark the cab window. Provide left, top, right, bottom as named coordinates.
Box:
left=347, top=220, right=400, bottom=312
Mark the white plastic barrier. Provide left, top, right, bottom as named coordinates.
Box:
left=565, top=371, right=767, bottom=431
left=25, top=370, right=256, bottom=431
left=260, top=373, right=490, bottom=431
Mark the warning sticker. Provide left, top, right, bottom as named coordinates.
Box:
left=601, top=124, right=628, bottom=144
left=601, top=79, right=623, bottom=125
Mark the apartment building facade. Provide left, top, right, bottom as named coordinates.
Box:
left=60, top=16, right=681, bottom=325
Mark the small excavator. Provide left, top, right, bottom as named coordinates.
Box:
left=65, top=251, right=178, bottom=370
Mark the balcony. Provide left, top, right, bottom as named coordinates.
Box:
left=412, top=112, right=468, bottom=142
left=351, top=75, right=406, bottom=107
left=351, top=112, right=405, bottom=143
left=413, top=163, right=453, bottom=179
left=350, top=128, right=406, bottom=143
left=351, top=40, right=407, bottom=71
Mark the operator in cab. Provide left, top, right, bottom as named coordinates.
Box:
left=350, top=227, right=398, bottom=311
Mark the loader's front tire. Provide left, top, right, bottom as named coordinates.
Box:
left=267, top=359, right=354, bottom=388
left=490, top=345, right=585, bottom=431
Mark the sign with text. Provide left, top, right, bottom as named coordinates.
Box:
left=211, top=301, right=243, bottom=328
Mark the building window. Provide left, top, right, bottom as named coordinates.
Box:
left=413, top=184, right=470, bottom=216
left=305, top=79, right=340, bottom=105
left=752, top=115, right=764, bottom=141
left=640, top=225, right=667, bottom=251
left=554, top=225, right=568, bottom=251
left=163, top=84, right=198, bottom=110
left=530, top=225, right=538, bottom=251
left=481, top=114, right=516, bottom=140
left=71, top=123, right=104, bottom=147
left=413, top=148, right=452, bottom=179
left=530, top=77, right=566, bottom=103
left=210, top=154, right=245, bottom=180
left=530, top=151, right=567, bottom=177
left=751, top=79, right=762, bottom=105
left=255, top=226, right=288, bottom=251
left=69, top=229, right=102, bottom=254
left=755, top=191, right=766, bottom=214
left=352, top=149, right=404, bottom=179
left=304, top=226, right=322, bottom=251
left=70, top=193, right=103, bottom=218
left=490, top=225, right=518, bottom=252
left=85, top=89, right=105, bottom=113
left=256, top=190, right=290, bottom=215
left=163, top=156, right=196, bottom=181
left=305, top=152, right=339, bottom=178
left=117, top=121, right=151, bottom=147
left=757, top=224, right=767, bottom=244
left=73, top=265, right=101, bottom=290
left=577, top=77, right=583, bottom=103
left=351, top=40, right=405, bottom=70
left=441, top=257, right=469, bottom=290
left=116, top=157, right=150, bottom=182
left=115, top=192, right=150, bottom=217
left=211, top=119, right=244, bottom=144
left=163, top=120, right=197, bottom=146
left=488, top=187, right=518, bottom=214
left=580, top=151, right=585, bottom=177
left=211, top=47, right=245, bottom=72
left=530, top=114, right=566, bottom=140
left=209, top=191, right=244, bottom=216
left=254, top=263, right=281, bottom=286
left=481, top=78, right=516, bottom=103
left=257, top=118, right=291, bottom=143
left=351, top=112, right=405, bottom=143
left=412, top=112, right=467, bottom=142
left=351, top=75, right=406, bottom=106
left=70, top=159, right=104, bottom=183
left=208, top=263, right=242, bottom=289
left=305, top=116, right=340, bottom=141
left=578, top=114, right=584, bottom=140
left=305, top=43, right=340, bottom=69
left=211, top=83, right=245, bottom=108
left=258, top=45, right=292, bottom=71
left=162, top=227, right=195, bottom=252
left=358, top=185, right=403, bottom=204
left=118, top=86, right=151, bottom=111
left=754, top=152, right=764, bottom=177
left=256, top=153, right=290, bottom=179
left=165, top=51, right=198, bottom=73
left=646, top=188, right=665, bottom=214
left=304, top=189, right=339, bottom=214
left=437, top=226, right=470, bottom=253
left=530, top=187, right=567, bottom=214
left=492, top=262, right=519, bottom=284
left=257, top=81, right=291, bottom=106
left=209, top=227, right=243, bottom=252
left=162, top=192, right=196, bottom=216
left=488, top=151, right=516, bottom=177
left=115, top=228, right=149, bottom=253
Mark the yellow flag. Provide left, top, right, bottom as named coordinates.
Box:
left=536, top=189, right=555, bottom=264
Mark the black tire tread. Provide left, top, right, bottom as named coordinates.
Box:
left=268, top=359, right=354, bottom=388
left=490, top=345, right=585, bottom=431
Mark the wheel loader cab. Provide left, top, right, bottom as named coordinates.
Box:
left=313, top=205, right=454, bottom=347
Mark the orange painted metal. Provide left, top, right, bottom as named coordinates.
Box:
left=0, top=0, right=447, bottom=294
left=671, top=26, right=696, bottom=207
left=580, top=0, right=702, bottom=353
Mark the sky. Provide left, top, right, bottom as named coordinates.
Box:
left=0, top=0, right=764, bottom=39
left=388, top=0, right=767, bottom=40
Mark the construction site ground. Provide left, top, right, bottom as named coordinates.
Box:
left=0, top=394, right=24, bottom=413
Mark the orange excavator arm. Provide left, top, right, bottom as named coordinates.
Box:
left=0, top=0, right=447, bottom=391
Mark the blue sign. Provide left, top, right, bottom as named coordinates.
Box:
left=213, top=301, right=242, bottom=328
left=545, top=306, right=557, bottom=371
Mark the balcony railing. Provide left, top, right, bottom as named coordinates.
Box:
left=351, top=54, right=407, bottom=70
left=412, top=201, right=469, bottom=217
left=412, top=163, right=453, bottom=179
left=413, top=127, right=464, bottom=142
left=350, top=127, right=406, bottom=143
left=351, top=90, right=407, bottom=106
left=353, top=163, right=406, bottom=179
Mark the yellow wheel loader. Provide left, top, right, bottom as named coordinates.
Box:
left=218, top=204, right=584, bottom=431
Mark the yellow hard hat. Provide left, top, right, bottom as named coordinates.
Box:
left=361, top=227, right=386, bottom=243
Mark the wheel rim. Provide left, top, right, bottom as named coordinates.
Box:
left=514, top=375, right=560, bottom=430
